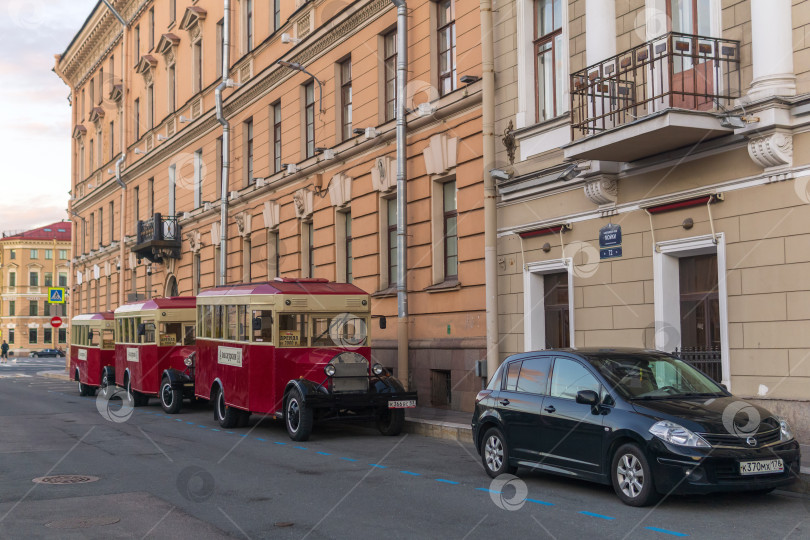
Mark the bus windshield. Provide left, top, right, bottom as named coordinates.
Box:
left=311, top=314, right=368, bottom=347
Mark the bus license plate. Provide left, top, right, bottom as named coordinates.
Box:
left=739, top=459, right=783, bottom=476
left=388, top=400, right=416, bottom=409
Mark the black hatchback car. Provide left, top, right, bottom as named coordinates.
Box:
left=472, top=349, right=800, bottom=506
left=31, top=349, right=65, bottom=358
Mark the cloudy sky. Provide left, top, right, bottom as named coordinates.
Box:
left=0, top=0, right=97, bottom=234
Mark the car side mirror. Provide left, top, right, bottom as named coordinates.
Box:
left=576, top=389, right=599, bottom=406
left=379, top=316, right=387, bottom=330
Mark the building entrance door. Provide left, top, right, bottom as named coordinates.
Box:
left=676, top=253, right=722, bottom=381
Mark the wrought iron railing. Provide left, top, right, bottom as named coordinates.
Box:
left=571, top=32, right=741, bottom=138
left=136, top=213, right=180, bottom=245
left=674, top=346, right=722, bottom=382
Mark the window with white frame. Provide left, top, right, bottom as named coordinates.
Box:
left=534, top=0, right=564, bottom=122
left=436, top=0, right=457, bottom=96
left=242, top=0, right=254, bottom=53
left=430, top=179, right=458, bottom=284
left=193, top=149, right=203, bottom=208
left=335, top=210, right=353, bottom=283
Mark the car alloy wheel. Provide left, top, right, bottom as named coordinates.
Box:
left=616, top=453, right=644, bottom=499
left=485, top=435, right=504, bottom=472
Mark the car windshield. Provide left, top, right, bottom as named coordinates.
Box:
left=588, top=354, right=725, bottom=400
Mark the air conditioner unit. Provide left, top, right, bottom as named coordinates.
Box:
left=254, top=178, right=266, bottom=188
left=320, top=149, right=335, bottom=160
left=365, top=127, right=379, bottom=139
left=286, top=164, right=298, bottom=175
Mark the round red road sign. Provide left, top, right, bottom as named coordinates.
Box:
left=50, top=317, right=63, bottom=328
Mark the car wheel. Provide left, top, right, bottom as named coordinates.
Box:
left=160, top=377, right=182, bottom=414
left=611, top=443, right=661, bottom=507
left=285, top=388, right=313, bottom=441
left=480, top=427, right=517, bottom=478
left=214, top=387, right=240, bottom=429
left=376, top=408, right=405, bottom=436
left=31, top=353, right=37, bottom=358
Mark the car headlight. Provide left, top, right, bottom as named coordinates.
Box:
left=649, top=420, right=710, bottom=448
left=775, top=416, right=794, bottom=441
left=372, top=363, right=385, bottom=376
left=324, top=364, right=336, bottom=377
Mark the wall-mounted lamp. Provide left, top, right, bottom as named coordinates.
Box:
left=282, top=163, right=299, bottom=174
left=490, top=168, right=512, bottom=181
left=315, top=147, right=335, bottom=160
left=157, top=134, right=168, bottom=141
left=134, top=148, right=146, bottom=155
left=179, top=115, right=191, bottom=123
left=460, top=75, right=480, bottom=84
left=281, top=33, right=302, bottom=44
left=277, top=60, right=324, bottom=113
left=354, top=127, right=379, bottom=139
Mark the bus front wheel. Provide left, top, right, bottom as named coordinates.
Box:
left=376, top=407, right=405, bottom=436
left=215, top=387, right=241, bottom=429
left=160, top=377, right=182, bottom=414
left=285, top=388, right=313, bottom=441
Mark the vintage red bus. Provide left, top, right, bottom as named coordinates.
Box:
left=113, top=297, right=197, bottom=412
left=70, top=311, right=115, bottom=396
left=193, top=278, right=417, bottom=440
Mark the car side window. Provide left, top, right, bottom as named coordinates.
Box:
left=550, top=358, right=600, bottom=400
left=504, top=361, right=522, bottom=391
left=516, top=357, right=551, bottom=395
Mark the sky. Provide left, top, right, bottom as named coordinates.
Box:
left=0, top=0, right=98, bottom=235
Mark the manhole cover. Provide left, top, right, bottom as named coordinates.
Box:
left=32, top=475, right=100, bottom=485
left=46, top=516, right=120, bottom=529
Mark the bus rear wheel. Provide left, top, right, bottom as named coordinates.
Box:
left=215, top=387, right=241, bottom=429
left=285, top=388, right=313, bottom=441
left=376, top=408, right=405, bottom=436
left=160, top=377, right=182, bottom=414
left=127, top=378, right=149, bottom=407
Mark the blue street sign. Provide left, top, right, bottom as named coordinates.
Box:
left=600, top=247, right=623, bottom=260
left=48, top=287, right=66, bottom=304
left=599, top=224, right=622, bottom=248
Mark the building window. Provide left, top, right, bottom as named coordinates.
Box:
left=383, top=30, right=397, bottom=121
left=44, top=327, right=52, bottom=344
left=8, top=329, right=14, bottom=344
left=9, top=250, right=15, bottom=260
left=244, top=118, right=254, bottom=186
left=267, top=230, right=280, bottom=278
left=194, top=149, right=203, bottom=208
left=58, top=272, right=68, bottom=287
left=243, top=0, right=253, bottom=52
left=340, top=59, right=352, bottom=141
left=534, top=0, right=564, bottom=121
left=148, top=7, right=155, bottom=50
left=109, top=201, right=115, bottom=241
left=134, top=98, right=140, bottom=140
left=81, top=89, right=85, bottom=120
left=29, top=271, right=38, bottom=287
left=192, top=39, right=203, bottom=93
left=44, top=273, right=53, bottom=287
left=110, top=120, right=115, bottom=159
left=147, top=84, right=154, bottom=130
left=437, top=0, right=457, bottom=96
left=274, top=0, right=281, bottom=31
left=98, top=68, right=104, bottom=104
left=8, top=272, right=14, bottom=288
left=30, top=249, right=38, bottom=259
left=148, top=178, right=155, bottom=216
left=169, top=0, right=176, bottom=24
left=216, top=20, right=224, bottom=79
left=272, top=102, right=282, bottom=173
left=99, top=207, right=104, bottom=247
left=304, top=82, right=315, bottom=158
left=193, top=251, right=201, bottom=294
left=544, top=272, right=570, bottom=348
left=443, top=181, right=458, bottom=279
left=29, top=299, right=38, bottom=316
left=29, top=328, right=37, bottom=344
left=301, top=222, right=314, bottom=278
left=58, top=328, right=67, bottom=344
left=9, top=301, right=15, bottom=316
left=89, top=77, right=94, bottom=108
left=45, top=249, right=53, bottom=260
left=679, top=254, right=721, bottom=352
left=388, top=197, right=397, bottom=287
left=133, top=186, right=140, bottom=228
left=336, top=211, right=352, bottom=283
left=168, top=64, right=176, bottom=113
left=89, top=139, right=94, bottom=171
left=134, top=24, right=140, bottom=58
left=345, top=212, right=353, bottom=283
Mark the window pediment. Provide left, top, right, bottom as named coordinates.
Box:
left=135, top=55, right=158, bottom=75
left=157, top=33, right=181, bottom=64
left=72, top=124, right=87, bottom=140
left=109, top=84, right=123, bottom=103
left=180, top=6, right=207, bottom=38
left=88, top=107, right=105, bottom=125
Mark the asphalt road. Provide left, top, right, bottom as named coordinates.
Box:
left=0, top=362, right=808, bottom=539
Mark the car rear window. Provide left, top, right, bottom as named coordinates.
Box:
left=504, top=361, right=522, bottom=391
left=516, top=357, right=551, bottom=394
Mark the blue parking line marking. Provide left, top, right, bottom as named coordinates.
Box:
left=225, top=431, right=234, bottom=434
left=340, top=457, right=358, bottom=462
left=294, top=446, right=308, bottom=450
left=240, top=434, right=248, bottom=437
left=175, top=418, right=183, bottom=421
left=645, top=527, right=689, bottom=537
left=526, top=498, right=554, bottom=506
left=579, top=511, right=614, bottom=520
left=186, top=421, right=195, bottom=424
left=476, top=488, right=499, bottom=494
left=198, top=425, right=208, bottom=428
left=256, top=438, right=266, bottom=442
left=435, top=479, right=459, bottom=485
left=316, top=451, right=331, bottom=455
left=274, top=441, right=286, bottom=445
left=211, top=429, right=220, bottom=432
left=401, top=471, right=420, bottom=476
left=370, top=464, right=387, bottom=468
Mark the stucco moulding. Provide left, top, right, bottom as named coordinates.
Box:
left=293, top=189, right=315, bottom=220
left=235, top=212, right=252, bottom=238
left=423, top=134, right=458, bottom=176
left=263, top=201, right=281, bottom=231
left=584, top=176, right=619, bottom=206
left=210, top=222, right=221, bottom=247
left=329, top=173, right=352, bottom=209
left=371, top=155, right=396, bottom=193
left=747, top=132, right=793, bottom=176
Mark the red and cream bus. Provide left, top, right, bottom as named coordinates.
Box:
left=113, top=297, right=197, bottom=412
left=70, top=311, right=115, bottom=396
left=194, top=278, right=417, bottom=440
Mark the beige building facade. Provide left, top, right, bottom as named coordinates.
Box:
left=56, top=0, right=489, bottom=411
left=0, top=223, right=71, bottom=356
left=493, top=0, right=810, bottom=440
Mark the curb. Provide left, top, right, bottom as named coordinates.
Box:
left=37, top=370, right=71, bottom=381
left=404, top=417, right=473, bottom=444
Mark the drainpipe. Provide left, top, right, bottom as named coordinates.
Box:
left=392, top=0, right=409, bottom=389
left=481, top=0, right=499, bottom=381
left=215, top=0, right=232, bottom=286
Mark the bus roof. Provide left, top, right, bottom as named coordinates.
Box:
left=114, top=296, right=197, bottom=314
left=72, top=311, right=114, bottom=322
left=197, top=279, right=368, bottom=297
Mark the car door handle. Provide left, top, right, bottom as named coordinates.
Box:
left=544, top=405, right=556, bottom=413
left=499, top=399, right=510, bottom=406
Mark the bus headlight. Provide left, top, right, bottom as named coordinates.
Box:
left=184, top=357, right=193, bottom=367
left=324, top=364, right=336, bottom=377
left=372, top=363, right=385, bottom=376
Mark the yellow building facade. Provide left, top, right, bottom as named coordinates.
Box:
left=56, top=0, right=488, bottom=411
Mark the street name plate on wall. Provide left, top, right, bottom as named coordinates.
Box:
left=599, top=224, right=622, bottom=248
left=600, top=246, right=623, bottom=259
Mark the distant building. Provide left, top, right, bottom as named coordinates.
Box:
left=0, top=222, right=72, bottom=356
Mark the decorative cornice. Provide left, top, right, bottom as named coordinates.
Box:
left=583, top=175, right=618, bottom=206
left=747, top=131, right=793, bottom=171
left=179, top=6, right=207, bottom=31
left=72, top=124, right=87, bottom=140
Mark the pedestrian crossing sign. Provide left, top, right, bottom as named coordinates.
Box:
left=48, top=288, right=66, bottom=304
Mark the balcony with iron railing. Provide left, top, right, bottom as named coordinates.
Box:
left=564, top=32, right=742, bottom=162
left=133, top=213, right=181, bottom=263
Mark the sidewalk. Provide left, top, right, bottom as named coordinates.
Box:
left=38, top=370, right=70, bottom=381
left=404, top=406, right=473, bottom=444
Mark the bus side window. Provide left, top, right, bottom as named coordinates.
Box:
left=161, top=322, right=181, bottom=345
left=143, top=321, right=156, bottom=344
left=102, top=329, right=115, bottom=349
left=252, top=310, right=273, bottom=342
left=183, top=325, right=196, bottom=345
left=89, top=329, right=100, bottom=347
left=226, top=305, right=238, bottom=341
left=213, top=306, right=224, bottom=339
left=238, top=306, right=249, bottom=342
left=278, top=314, right=307, bottom=347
